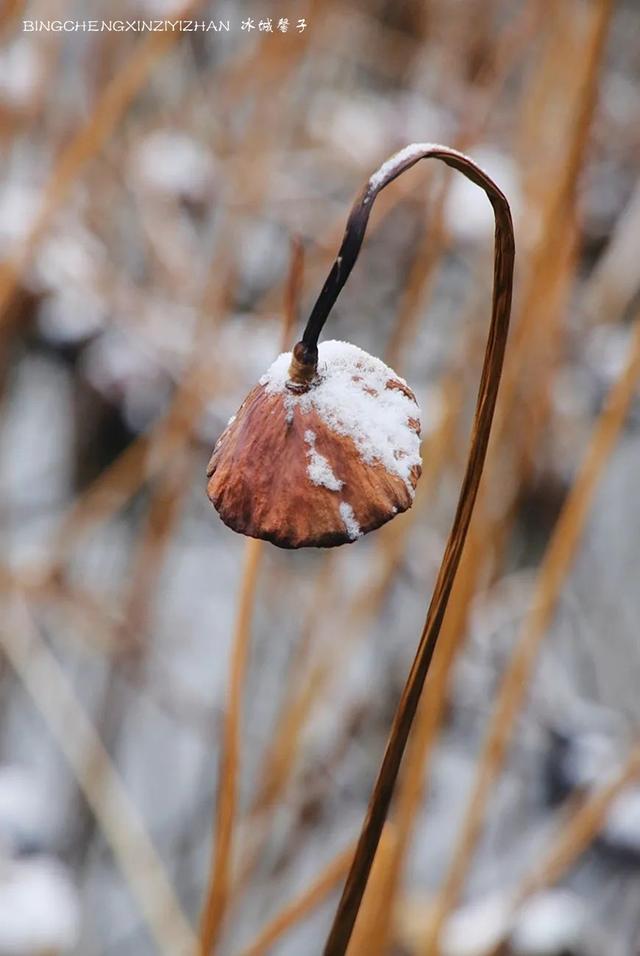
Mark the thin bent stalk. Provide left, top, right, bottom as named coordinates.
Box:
left=289, top=144, right=515, bottom=956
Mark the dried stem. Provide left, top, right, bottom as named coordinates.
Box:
left=199, top=539, right=263, bottom=955
left=304, top=145, right=515, bottom=955
left=199, top=241, right=306, bottom=954
left=421, top=300, right=640, bottom=953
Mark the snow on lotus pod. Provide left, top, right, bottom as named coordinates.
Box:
left=207, top=340, right=421, bottom=548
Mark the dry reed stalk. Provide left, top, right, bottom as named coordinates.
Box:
left=309, top=146, right=514, bottom=955
left=124, top=454, right=192, bottom=640
left=199, top=538, right=263, bottom=955
left=582, top=178, right=640, bottom=326
left=421, top=302, right=640, bottom=953
left=394, top=10, right=609, bottom=871
left=355, top=499, right=490, bottom=956
left=198, top=243, right=304, bottom=953
left=14, top=567, right=217, bottom=736
left=236, top=845, right=355, bottom=956
left=517, top=741, right=640, bottom=899
left=346, top=825, right=398, bottom=956
left=116, top=256, right=242, bottom=637
left=485, top=223, right=579, bottom=583
left=231, top=659, right=329, bottom=895
left=443, top=0, right=608, bottom=534
left=512, top=0, right=613, bottom=356
left=245, top=558, right=337, bottom=816
left=232, top=242, right=307, bottom=816
left=0, top=0, right=201, bottom=331
left=349, top=126, right=611, bottom=943
left=385, top=1, right=540, bottom=371
left=0, top=1, right=21, bottom=31
left=394, top=13, right=613, bottom=927
left=283, top=237, right=305, bottom=350
left=0, top=597, right=196, bottom=955
left=415, top=4, right=615, bottom=945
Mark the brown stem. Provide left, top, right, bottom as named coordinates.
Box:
left=313, top=145, right=515, bottom=955
left=199, top=242, right=306, bottom=955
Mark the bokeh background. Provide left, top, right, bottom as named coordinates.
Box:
left=1, top=0, right=640, bottom=954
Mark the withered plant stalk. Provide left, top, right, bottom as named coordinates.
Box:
left=199, top=241, right=305, bottom=954
left=286, top=145, right=515, bottom=955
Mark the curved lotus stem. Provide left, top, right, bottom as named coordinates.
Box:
left=308, top=145, right=515, bottom=955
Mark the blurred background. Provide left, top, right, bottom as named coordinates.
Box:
left=1, top=0, right=640, bottom=954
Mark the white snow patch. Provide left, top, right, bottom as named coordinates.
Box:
left=0, top=766, right=50, bottom=850
left=131, top=130, right=215, bottom=202
left=444, top=148, right=519, bottom=240
left=0, top=41, right=43, bottom=109
left=564, top=730, right=620, bottom=789
left=0, top=185, right=40, bottom=254
left=0, top=858, right=80, bottom=954
left=511, top=890, right=589, bottom=956
left=339, top=502, right=361, bottom=541
left=260, top=340, right=421, bottom=494
left=367, top=142, right=483, bottom=193
left=366, top=144, right=517, bottom=240
left=604, top=787, right=640, bottom=852
left=442, top=891, right=512, bottom=956
left=309, top=92, right=387, bottom=165
left=304, top=430, right=343, bottom=491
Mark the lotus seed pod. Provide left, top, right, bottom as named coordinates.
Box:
left=207, top=339, right=421, bottom=548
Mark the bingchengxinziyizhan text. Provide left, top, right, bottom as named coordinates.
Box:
left=23, top=18, right=308, bottom=33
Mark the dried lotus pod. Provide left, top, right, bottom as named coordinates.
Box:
left=203, top=143, right=514, bottom=955
left=207, top=340, right=421, bottom=548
